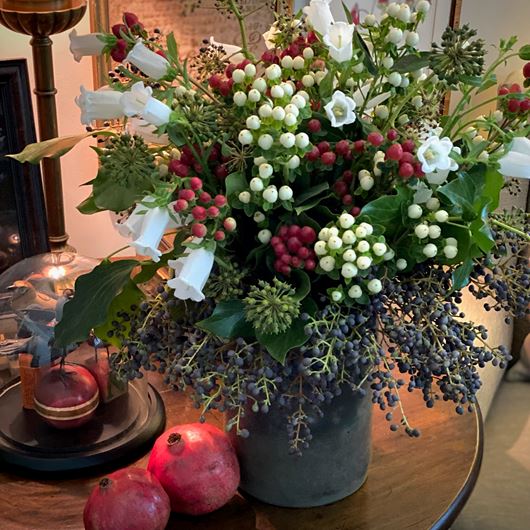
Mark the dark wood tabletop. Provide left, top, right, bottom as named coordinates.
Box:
left=0, top=373, right=482, bottom=530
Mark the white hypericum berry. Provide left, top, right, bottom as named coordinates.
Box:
left=384, top=249, right=395, bottom=261
left=281, top=55, right=294, bottom=69
left=444, top=245, right=458, bottom=259
left=263, top=185, right=278, bottom=203
left=428, top=225, right=442, bottom=239
left=318, top=227, right=330, bottom=241
left=293, top=56, right=305, bottom=70
left=258, top=134, right=274, bottom=150
left=239, top=191, right=251, bottom=203
left=396, top=258, right=408, bottom=270
left=398, top=4, right=411, bottom=22
left=372, top=242, right=387, bottom=256
left=348, top=285, right=363, bottom=299
left=244, top=63, right=256, bottom=77
left=407, top=204, right=423, bottom=219
left=259, top=163, right=273, bottom=179
left=250, top=177, right=264, bottom=192
left=295, top=132, right=310, bottom=149
left=265, top=64, right=282, bottom=80
left=284, top=103, right=300, bottom=117
left=412, top=95, right=423, bottom=108
left=374, top=150, right=386, bottom=161
left=357, top=240, right=370, bottom=253
left=253, top=78, right=267, bottom=92
left=284, top=113, right=298, bottom=127
left=254, top=156, right=267, bottom=166
left=426, top=197, right=440, bottom=211
left=398, top=114, right=409, bottom=125
left=271, top=85, right=285, bottom=99
left=417, top=1, right=431, bottom=14
left=287, top=155, right=301, bottom=169
left=302, top=74, right=315, bottom=87
left=283, top=82, right=295, bottom=97
left=291, top=94, right=306, bottom=109
left=342, top=263, right=358, bottom=279
left=253, top=211, right=265, bottom=223
left=478, top=151, right=489, bottom=162
left=339, top=213, right=355, bottom=229
left=279, top=185, right=293, bottom=201
left=406, top=31, right=420, bottom=47
left=238, top=129, right=253, bottom=145
left=401, top=77, right=411, bottom=88
left=315, top=71, right=326, bottom=85
left=423, top=243, right=438, bottom=258
left=355, top=226, right=368, bottom=239
left=303, top=47, right=314, bottom=60
left=233, top=91, right=247, bottom=106
left=375, top=105, right=389, bottom=119
left=298, top=90, right=310, bottom=102
left=246, top=115, right=261, bottom=130
left=272, top=106, right=286, bottom=121
left=343, top=249, right=357, bottom=262
left=360, top=176, right=375, bottom=191
left=357, top=256, right=372, bottom=270
left=445, top=237, right=458, bottom=247
left=158, top=163, right=168, bottom=177
left=415, top=224, right=429, bottom=239
left=434, top=210, right=449, bottom=223
left=258, top=229, right=272, bottom=244
left=328, top=235, right=343, bottom=250
left=359, top=222, right=373, bottom=236
left=367, top=278, right=383, bottom=294
left=232, top=69, right=246, bottom=83
left=387, top=3, right=400, bottom=17
left=386, top=28, right=403, bottom=44
left=319, top=255, right=336, bottom=272
left=259, top=104, right=273, bottom=118
left=358, top=169, right=371, bottom=179
left=352, top=62, right=364, bottom=73
left=373, top=165, right=383, bottom=178
left=329, top=227, right=339, bottom=238
left=314, top=240, right=328, bottom=255
left=382, top=56, right=394, bottom=69
left=388, top=72, right=402, bottom=87
left=342, top=231, right=356, bottom=245
left=331, top=290, right=343, bottom=302
left=280, top=132, right=296, bottom=148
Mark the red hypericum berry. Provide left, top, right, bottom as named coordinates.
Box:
left=112, top=23, right=127, bottom=38
left=498, top=86, right=510, bottom=96
left=387, top=129, right=399, bottom=141
left=274, top=242, right=287, bottom=256
left=123, top=12, right=139, bottom=27
left=189, top=177, right=203, bottom=191
left=199, top=191, right=212, bottom=203
left=214, top=164, right=229, bottom=180
left=191, top=223, right=207, bottom=238
left=178, top=189, right=195, bottom=201
left=278, top=225, right=289, bottom=239
left=400, top=152, right=415, bottom=164
left=214, top=230, right=225, bottom=241
left=321, top=151, right=336, bottom=166
left=219, top=81, right=232, bottom=97
left=156, top=50, right=167, bottom=59
left=317, top=141, right=330, bottom=154
left=413, top=162, right=425, bottom=178
left=333, top=180, right=348, bottom=196
left=297, top=247, right=311, bottom=260
left=207, top=206, right=220, bottom=218
left=261, top=50, right=277, bottom=63
left=508, top=98, right=520, bottom=113
left=271, top=236, right=281, bottom=247
left=510, top=83, right=522, bottom=93
left=274, top=260, right=283, bottom=273
left=281, top=265, right=292, bottom=275
left=214, top=194, right=227, bottom=207
left=520, top=98, right=530, bottom=112
left=191, top=206, right=207, bottom=221
left=208, top=74, right=222, bottom=89
left=174, top=199, right=188, bottom=212
left=311, top=100, right=322, bottom=112
left=299, top=226, right=316, bottom=244
left=306, top=146, right=321, bottom=161
left=237, top=59, right=251, bottom=69
left=367, top=132, right=384, bottom=147
left=281, top=254, right=292, bottom=265
left=342, top=194, right=353, bottom=205
left=350, top=206, right=361, bottom=217
left=399, top=162, right=414, bottom=179
left=304, top=258, right=316, bottom=271
left=386, top=143, right=403, bottom=161
left=342, top=170, right=353, bottom=184
left=335, top=140, right=351, bottom=157
left=168, top=160, right=189, bottom=177
left=287, top=237, right=302, bottom=254
left=402, top=139, right=415, bottom=153
left=308, top=119, right=322, bottom=133
left=110, top=40, right=127, bottom=62
left=288, top=225, right=301, bottom=237
left=291, top=256, right=303, bottom=269
left=307, top=31, right=318, bottom=43
left=223, top=218, right=237, bottom=232
left=225, top=63, right=236, bottom=78
left=193, top=162, right=203, bottom=174
left=354, top=140, right=365, bottom=153
left=524, top=63, right=530, bottom=79
left=179, top=147, right=195, bottom=165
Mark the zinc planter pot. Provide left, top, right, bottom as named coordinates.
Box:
left=229, top=386, right=372, bottom=508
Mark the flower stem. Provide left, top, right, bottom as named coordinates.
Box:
left=491, top=218, right=530, bottom=241
left=229, top=0, right=251, bottom=59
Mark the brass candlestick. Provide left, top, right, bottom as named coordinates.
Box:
left=0, top=0, right=87, bottom=251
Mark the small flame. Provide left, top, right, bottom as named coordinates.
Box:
left=47, top=266, right=66, bottom=280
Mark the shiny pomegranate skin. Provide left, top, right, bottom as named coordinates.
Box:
left=83, top=468, right=170, bottom=530
left=147, top=423, right=240, bottom=515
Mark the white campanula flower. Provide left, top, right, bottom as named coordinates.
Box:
left=324, top=90, right=356, bottom=128
left=323, top=22, right=355, bottom=63
left=126, top=41, right=170, bottom=80
left=167, top=242, right=215, bottom=302
left=303, top=0, right=334, bottom=36
left=126, top=117, right=169, bottom=145
left=498, top=137, right=530, bottom=179
left=417, top=136, right=459, bottom=175
left=120, top=82, right=172, bottom=127
left=76, top=85, right=123, bottom=125
left=209, top=37, right=245, bottom=64
left=69, top=29, right=105, bottom=62
left=412, top=181, right=433, bottom=204
left=263, top=22, right=280, bottom=50
left=352, top=83, right=391, bottom=114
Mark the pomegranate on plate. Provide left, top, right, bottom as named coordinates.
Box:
left=83, top=468, right=170, bottom=530
left=147, top=422, right=240, bottom=515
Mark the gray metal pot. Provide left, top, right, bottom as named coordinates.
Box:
left=229, top=387, right=372, bottom=508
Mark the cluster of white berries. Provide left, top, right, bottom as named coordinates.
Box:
left=407, top=200, right=458, bottom=259
left=315, top=213, right=394, bottom=302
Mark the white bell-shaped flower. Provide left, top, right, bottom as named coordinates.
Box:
left=126, top=117, right=170, bottom=145
left=324, top=90, right=357, bottom=128
left=417, top=136, right=458, bottom=174
left=75, top=85, right=123, bottom=125
left=303, top=0, right=334, bottom=36
left=209, top=36, right=245, bottom=64
left=323, top=22, right=355, bottom=63
left=69, top=29, right=105, bottom=62
left=126, top=41, right=170, bottom=80
left=167, top=243, right=215, bottom=302
left=263, top=23, right=280, bottom=50
left=425, top=147, right=461, bottom=185
left=498, top=137, right=530, bottom=179
left=120, top=82, right=172, bottom=127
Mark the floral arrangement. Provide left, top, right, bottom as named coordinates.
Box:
left=14, top=0, right=530, bottom=453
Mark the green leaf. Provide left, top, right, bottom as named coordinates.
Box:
left=393, top=52, right=431, bottom=73
left=353, top=30, right=377, bottom=76
left=452, top=259, right=474, bottom=290
left=470, top=216, right=495, bottom=253
left=196, top=300, right=254, bottom=339
left=225, top=172, right=247, bottom=198
left=477, top=73, right=497, bottom=94
left=319, top=69, right=335, bottom=99
left=342, top=1, right=353, bottom=23
left=166, top=32, right=179, bottom=64
left=294, top=182, right=330, bottom=206
left=256, top=298, right=317, bottom=363
left=55, top=260, right=139, bottom=347
left=7, top=133, right=92, bottom=164
left=483, top=166, right=504, bottom=211
left=291, top=270, right=311, bottom=302
left=459, top=75, right=483, bottom=87
left=519, top=44, right=530, bottom=60
left=77, top=194, right=106, bottom=215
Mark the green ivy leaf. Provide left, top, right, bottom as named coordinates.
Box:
left=519, top=44, right=530, bottom=60
left=291, top=270, right=311, bottom=302
left=196, top=300, right=254, bottom=339
left=77, top=194, right=106, bottom=215
left=353, top=30, right=378, bottom=75
left=393, top=52, right=431, bottom=73
left=55, top=260, right=139, bottom=347
left=452, top=258, right=474, bottom=290
left=225, top=172, right=247, bottom=198
left=319, top=69, right=335, bottom=99
left=294, top=182, right=330, bottom=207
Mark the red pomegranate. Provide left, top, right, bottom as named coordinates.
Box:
left=83, top=468, right=170, bottom=530
left=34, top=363, right=99, bottom=429
left=147, top=423, right=240, bottom=515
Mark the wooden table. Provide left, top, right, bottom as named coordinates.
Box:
left=0, top=374, right=482, bottom=530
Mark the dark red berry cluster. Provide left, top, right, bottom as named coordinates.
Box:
left=498, top=83, right=530, bottom=114
left=110, top=12, right=143, bottom=62
left=271, top=225, right=317, bottom=275
left=208, top=59, right=252, bottom=97
left=168, top=144, right=229, bottom=182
